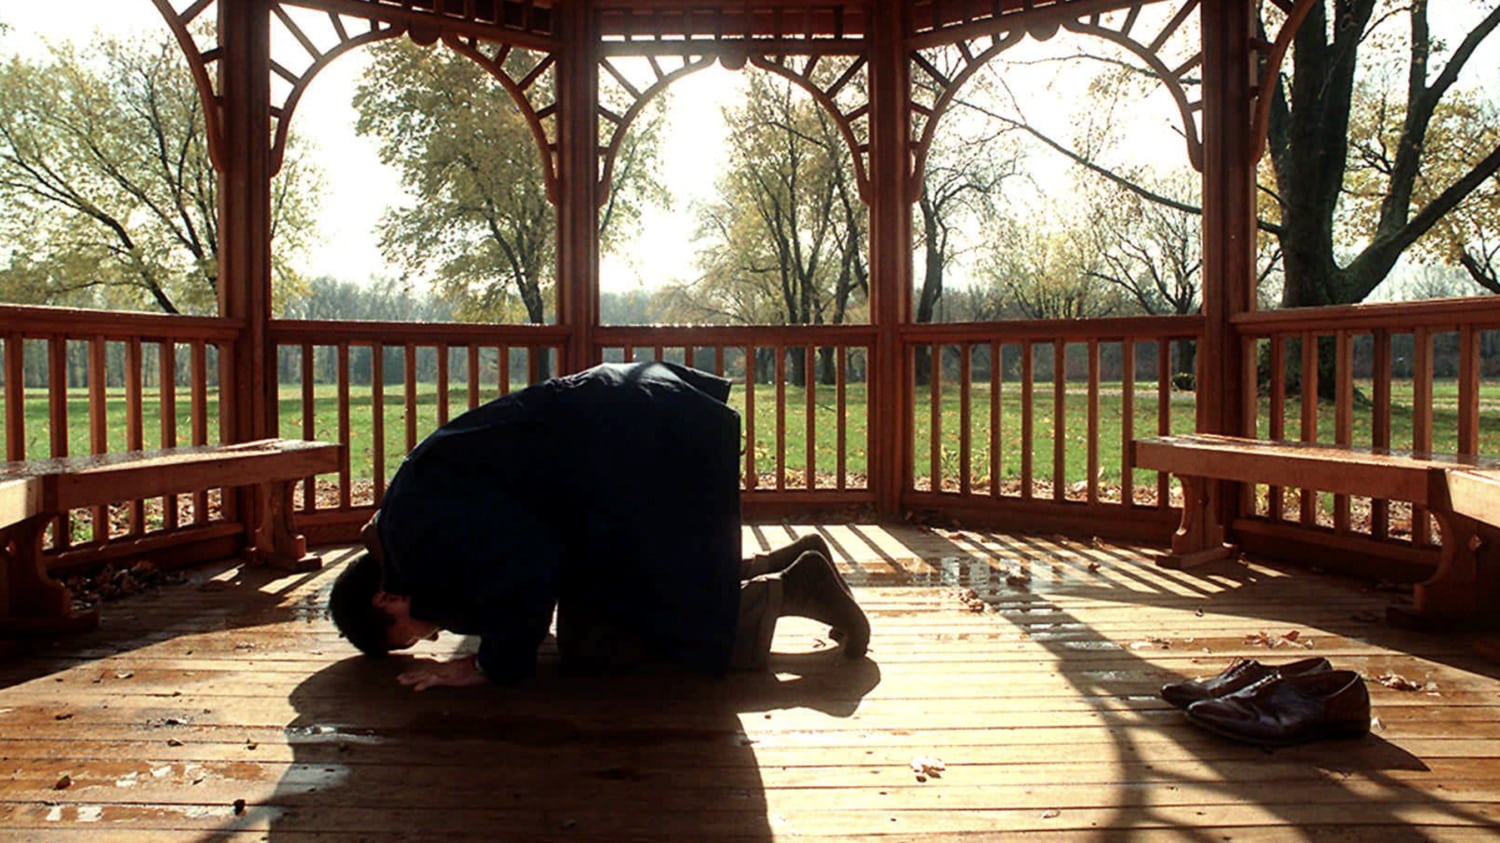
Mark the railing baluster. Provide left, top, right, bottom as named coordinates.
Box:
left=372, top=342, right=386, bottom=503
left=437, top=344, right=451, bottom=427
left=989, top=340, right=1002, bottom=500
left=1268, top=334, right=1286, bottom=522
left=1411, top=327, right=1435, bottom=546
left=1053, top=338, right=1066, bottom=503
left=836, top=346, right=847, bottom=491
left=775, top=345, right=787, bottom=492
left=467, top=345, right=480, bottom=410
left=1022, top=341, right=1035, bottom=501
left=88, top=337, right=107, bottom=543
left=160, top=342, right=179, bottom=531
left=929, top=342, right=941, bottom=493
left=49, top=339, right=68, bottom=461
left=3, top=334, right=22, bottom=461
left=404, top=343, right=418, bottom=453
left=1156, top=338, right=1170, bottom=508
left=959, top=342, right=972, bottom=497
left=1458, top=323, right=1479, bottom=455
left=1086, top=338, right=1099, bottom=505
left=1337, top=331, right=1360, bottom=522
left=1370, top=329, right=1392, bottom=539
left=745, top=345, right=757, bottom=490
left=805, top=345, right=816, bottom=491
left=337, top=343, right=352, bottom=510
left=191, top=341, right=208, bottom=524
left=125, top=338, right=145, bottom=537
left=1298, top=332, right=1318, bottom=526
left=300, top=342, right=315, bottom=514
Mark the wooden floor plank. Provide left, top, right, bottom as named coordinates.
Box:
left=2, top=525, right=1499, bottom=840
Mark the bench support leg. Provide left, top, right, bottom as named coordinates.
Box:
left=1389, top=513, right=1497, bottom=631
left=250, top=481, right=321, bottom=572
left=0, top=517, right=99, bottom=637
left=1159, top=475, right=1237, bottom=569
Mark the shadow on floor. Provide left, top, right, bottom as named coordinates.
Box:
left=265, top=645, right=881, bottom=840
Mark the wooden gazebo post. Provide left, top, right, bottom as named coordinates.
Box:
left=1197, top=0, right=1259, bottom=540
left=868, top=2, right=914, bottom=516
left=556, top=2, right=600, bottom=374
left=216, top=0, right=276, bottom=536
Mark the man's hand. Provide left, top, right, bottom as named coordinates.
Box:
left=396, top=655, right=487, bottom=691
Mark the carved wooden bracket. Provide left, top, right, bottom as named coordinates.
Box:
left=594, top=49, right=871, bottom=208
left=596, top=53, right=720, bottom=208
left=907, top=0, right=1316, bottom=188
left=443, top=35, right=561, bottom=202
left=153, top=0, right=560, bottom=181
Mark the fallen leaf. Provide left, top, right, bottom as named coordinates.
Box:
left=53, top=774, right=71, bottom=790
left=1377, top=672, right=1423, bottom=691
left=910, top=755, right=946, bottom=781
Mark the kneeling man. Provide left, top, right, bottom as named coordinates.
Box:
left=329, top=361, right=869, bottom=690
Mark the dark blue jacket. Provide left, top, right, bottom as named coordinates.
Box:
left=375, top=361, right=742, bottom=681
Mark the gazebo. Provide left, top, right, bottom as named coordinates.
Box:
left=1, top=2, right=1499, bottom=838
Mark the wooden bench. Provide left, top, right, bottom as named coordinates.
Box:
left=1132, top=434, right=1500, bottom=629
left=0, top=438, right=340, bottom=637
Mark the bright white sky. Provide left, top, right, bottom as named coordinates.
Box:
left=2, top=1, right=1496, bottom=300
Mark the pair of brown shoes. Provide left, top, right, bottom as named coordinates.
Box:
left=1161, top=657, right=1371, bottom=747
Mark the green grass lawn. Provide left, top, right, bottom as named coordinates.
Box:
left=6, top=379, right=1498, bottom=493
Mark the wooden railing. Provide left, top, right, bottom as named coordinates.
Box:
left=267, top=319, right=569, bottom=542
left=899, top=315, right=1202, bottom=539
left=0, top=305, right=242, bottom=569
left=1229, top=295, right=1500, bottom=573
left=6, top=297, right=1499, bottom=579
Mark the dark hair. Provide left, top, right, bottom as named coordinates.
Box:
left=329, top=552, right=394, bottom=657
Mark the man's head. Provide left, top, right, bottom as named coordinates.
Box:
left=330, top=552, right=442, bottom=656
left=330, top=552, right=395, bottom=656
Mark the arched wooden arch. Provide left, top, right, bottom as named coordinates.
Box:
left=595, top=53, right=719, bottom=207
left=747, top=53, right=872, bottom=201
left=592, top=50, right=872, bottom=207
left=907, top=28, right=1026, bottom=203
left=904, top=0, right=1315, bottom=189
left=153, top=0, right=564, bottom=189
left=442, top=34, right=563, bottom=202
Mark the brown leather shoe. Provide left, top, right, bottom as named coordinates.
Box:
left=1161, top=656, right=1332, bottom=709
left=1183, top=669, right=1371, bottom=747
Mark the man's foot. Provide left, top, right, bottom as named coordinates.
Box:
left=781, top=551, right=870, bottom=659
left=747, top=534, right=854, bottom=597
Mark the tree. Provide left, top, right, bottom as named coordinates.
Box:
left=979, top=210, right=1125, bottom=321
left=672, top=70, right=869, bottom=383
left=0, top=32, right=318, bottom=315
left=1080, top=170, right=1203, bottom=378
left=353, top=38, right=663, bottom=326
left=1266, top=1, right=1500, bottom=311
left=964, top=2, right=1498, bottom=398
left=1383, top=91, right=1500, bottom=294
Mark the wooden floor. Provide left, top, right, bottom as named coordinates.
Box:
left=2, top=524, right=1500, bottom=841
